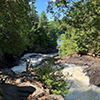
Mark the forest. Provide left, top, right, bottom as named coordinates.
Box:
left=0, top=0, right=100, bottom=100
left=47, top=0, right=100, bottom=56
left=1, top=0, right=100, bottom=61
left=0, top=0, right=64, bottom=63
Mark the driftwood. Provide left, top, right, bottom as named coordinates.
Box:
left=25, top=59, right=31, bottom=72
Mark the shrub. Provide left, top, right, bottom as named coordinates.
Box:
left=33, top=57, right=71, bottom=97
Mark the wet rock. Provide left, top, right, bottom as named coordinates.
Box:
left=84, top=66, right=100, bottom=86
left=32, top=98, right=38, bottom=100
left=42, top=94, right=64, bottom=100
left=31, top=44, right=58, bottom=54
left=55, top=53, right=100, bottom=87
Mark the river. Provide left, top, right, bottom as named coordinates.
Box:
left=12, top=38, right=100, bottom=100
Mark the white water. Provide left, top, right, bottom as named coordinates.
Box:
left=12, top=52, right=100, bottom=100
left=62, top=64, right=100, bottom=100
left=12, top=52, right=58, bottom=73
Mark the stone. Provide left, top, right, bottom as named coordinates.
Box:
left=18, top=86, right=36, bottom=93
left=84, top=66, right=100, bottom=86
left=16, top=71, right=39, bottom=83
left=15, top=79, right=22, bottom=84
left=32, top=82, right=46, bottom=98
left=0, top=83, right=18, bottom=100
left=0, top=95, right=3, bottom=100
left=42, top=94, right=64, bottom=100
left=2, top=69, right=16, bottom=77
left=18, top=92, right=31, bottom=97
left=27, top=94, right=38, bottom=100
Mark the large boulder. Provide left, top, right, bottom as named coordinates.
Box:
left=0, top=83, right=18, bottom=100
left=84, top=66, right=100, bottom=86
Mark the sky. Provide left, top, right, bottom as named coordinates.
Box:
left=34, top=0, right=56, bottom=21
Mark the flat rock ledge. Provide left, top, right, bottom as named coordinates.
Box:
left=0, top=69, right=64, bottom=100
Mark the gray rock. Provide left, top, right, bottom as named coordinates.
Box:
left=32, top=82, right=46, bottom=98
left=2, top=69, right=16, bottom=77
left=32, top=98, right=38, bottom=100
left=0, top=83, right=18, bottom=100
left=43, top=94, right=65, bottom=100
left=0, top=95, right=3, bottom=100
left=18, top=86, right=36, bottom=93
left=18, top=92, right=31, bottom=97
left=16, top=71, right=39, bottom=83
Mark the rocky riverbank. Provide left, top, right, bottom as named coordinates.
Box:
left=1, top=52, right=100, bottom=100
left=0, top=68, right=64, bottom=100
left=54, top=53, right=100, bottom=86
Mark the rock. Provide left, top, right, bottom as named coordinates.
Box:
left=17, top=82, right=36, bottom=100
left=29, top=44, right=58, bottom=54
left=16, top=71, right=39, bottom=83
left=17, top=82, right=46, bottom=99
left=84, top=66, right=100, bottom=86
left=0, top=95, right=3, bottom=100
left=18, top=92, right=32, bottom=97
left=32, top=98, right=38, bottom=100
left=87, top=53, right=93, bottom=56
left=42, top=94, right=65, bottom=100
left=2, top=69, right=16, bottom=77
left=15, top=79, right=22, bottom=84
left=18, top=86, right=36, bottom=93
left=32, top=82, right=46, bottom=98
left=0, top=83, right=18, bottom=100
left=27, top=94, right=38, bottom=100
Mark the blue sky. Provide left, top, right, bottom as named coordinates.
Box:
left=34, top=0, right=55, bottom=21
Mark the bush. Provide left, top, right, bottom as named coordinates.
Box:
left=33, top=57, right=71, bottom=97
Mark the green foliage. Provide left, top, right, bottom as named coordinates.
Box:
left=48, top=21, right=65, bottom=35
left=0, top=0, right=58, bottom=59
left=0, top=0, right=31, bottom=56
left=34, top=57, right=71, bottom=96
left=47, top=0, right=100, bottom=56
left=34, top=10, right=57, bottom=49
left=61, top=26, right=77, bottom=56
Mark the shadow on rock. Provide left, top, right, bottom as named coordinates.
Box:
left=0, top=83, right=36, bottom=100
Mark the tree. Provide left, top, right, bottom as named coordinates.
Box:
left=0, top=0, right=31, bottom=56
left=37, top=11, right=57, bottom=49
left=47, top=0, right=100, bottom=55
left=28, top=0, right=39, bottom=45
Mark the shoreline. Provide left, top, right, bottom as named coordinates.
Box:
left=54, top=53, right=100, bottom=86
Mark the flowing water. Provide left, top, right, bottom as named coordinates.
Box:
left=12, top=52, right=100, bottom=100
left=11, top=38, right=100, bottom=100
left=12, top=52, right=58, bottom=73
left=62, top=64, right=100, bottom=100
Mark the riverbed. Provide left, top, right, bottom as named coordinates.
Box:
left=11, top=52, right=100, bottom=100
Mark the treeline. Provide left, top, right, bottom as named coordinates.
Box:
left=47, top=0, right=100, bottom=56
left=0, top=0, right=59, bottom=60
